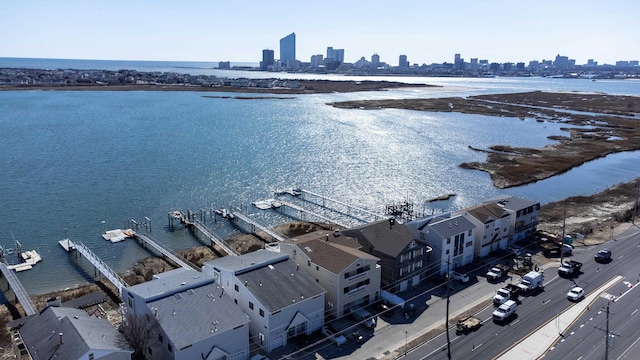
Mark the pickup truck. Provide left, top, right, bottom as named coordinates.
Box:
left=493, top=283, right=522, bottom=306
left=558, top=260, right=582, bottom=277
left=486, top=264, right=510, bottom=282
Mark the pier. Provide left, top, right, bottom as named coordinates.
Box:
left=277, top=188, right=387, bottom=223
left=172, top=210, right=240, bottom=256
left=132, top=231, right=202, bottom=270
left=0, top=262, right=37, bottom=316
left=231, top=210, right=287, bottom=242
left=276, top=200, right=351, bottom=229
left=72, top=241, right=129, bottom=295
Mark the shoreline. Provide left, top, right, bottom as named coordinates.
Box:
left=0, top=79, right=435, bottom=94
left=329, top=91, right=640, bottom=188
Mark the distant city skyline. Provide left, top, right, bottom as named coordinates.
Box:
left=2, top=0, right=639, bottom=66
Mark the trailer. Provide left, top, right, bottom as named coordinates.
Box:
left=540, top=241, right=572, bottom=257
left=456, top=315, right=482, bottom=334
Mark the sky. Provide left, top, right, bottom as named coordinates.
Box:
left=2, top=0, right=639, bottom=66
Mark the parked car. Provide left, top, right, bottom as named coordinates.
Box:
left=450, top=271, right=470, bottom=283
left=322, top=326, right=347, bottom=346
left=567, top=287, right=585, bottom=301
left=595, top=248, right=612, bottom=263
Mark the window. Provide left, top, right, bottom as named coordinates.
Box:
left=89, top=354, right=94, bottom=360
left=316, top=265, right=319, bottom=271
left=158, top=334, right=163, bottom=343
left=259, top=309, right=265, bottom=317
left=446, top=238, right=451, bottom=244
left=466, top=241, right=472, bottom=247
left=468, top=229, right=472, bottom=236
left=168, top=343, right=172, bottom=353
left=234, top=284, right=239, bottom=292
left=445, top=249, right=450, bottom=255
left=249, top=302, right=254, bottom=310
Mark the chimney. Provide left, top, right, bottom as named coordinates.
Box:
left=58, top=333, right=63, bottom=345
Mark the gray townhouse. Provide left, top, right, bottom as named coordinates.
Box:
left=203, top=250, right=326, bottom=352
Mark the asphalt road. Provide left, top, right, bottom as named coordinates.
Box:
left=402, top=225, right=640, bottom=360
left=543, top=228, right=640, bottom=360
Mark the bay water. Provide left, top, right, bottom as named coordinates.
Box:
left=1, top=58, right=639, bottom=296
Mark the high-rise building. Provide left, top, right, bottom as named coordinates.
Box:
left=371, top=53, right=380, bottom=65
left=280, top=33, right=296, bottom=66
left=326, top=47, right=334, bottom=60
left=310, top=54, right=324, bottom=68
left=261, top=49, right=274, bottom=70
left=399, top=55, right=409, bottom=69
left=334, top=49, right=344, bottom=63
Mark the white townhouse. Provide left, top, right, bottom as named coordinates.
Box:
left=203, top=250, right=326, bottom=352
left=265, top=229, right=381, bottom=319
left=121, top=268, right=250, bottom=360
left=406, top=214, right=476, bottom=275
left=455, top=202, right=512, bottom=258
left=485, top=195, right=540, bottom=243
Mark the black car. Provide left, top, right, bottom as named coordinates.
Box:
left=595, top=248, right=612, bottom=263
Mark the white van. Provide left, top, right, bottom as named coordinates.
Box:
left=492, top=299, right=517, bottom=322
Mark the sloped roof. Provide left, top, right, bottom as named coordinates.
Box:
left=429, top=215, right=475, bottom=239
left=464, top=203, right=510, bottom=223
left=341, top=219, right=416, bottom=257
left=148, top=282, right=249, bottom=350
left=296, top=238, right=379, bottom=274
left=287, top=230, right=378, bottom=274
left=234, top=254, right=326, bottom=313
left=19, top=306, right=132, bottom=360
left=483, top=195, right=539, bottom=211
left=126, top=268, right=214, bottom=302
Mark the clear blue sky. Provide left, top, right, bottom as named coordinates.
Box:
left=2, top=0, right=638, bottom=65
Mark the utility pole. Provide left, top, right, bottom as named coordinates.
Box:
left=445, top=256, right=452, bottom=359
left=595, top=302, right=619, bottom=360
left=633, top=181, right=639, bottom=225
left=560, top=208, right=566, bottom=264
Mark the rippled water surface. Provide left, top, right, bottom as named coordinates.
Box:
left=1, top=59, right=639, bottom=295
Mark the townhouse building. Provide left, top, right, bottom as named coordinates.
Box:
left=203, top=251, right=326, bottom=352
left=485, top=195, right=540, bottom=243
left=12, top=305, right=133, bottom=360
left=121, top=268, right=250, bottom=360
left=406, top=214, right=476, bottom=275
left=341, top=219, right=432, bottom=292
left=265, top=229, right=381, bottom=319
left=455, top=203, right=512, bottom=258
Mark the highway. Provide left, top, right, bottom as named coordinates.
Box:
left=402, top=226, right=640, bottom=360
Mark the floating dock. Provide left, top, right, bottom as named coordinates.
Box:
left=101, top=229, right=134, bottom=243
left=252, top=198, right=283, bottom=210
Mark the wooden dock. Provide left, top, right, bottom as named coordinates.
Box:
left=278, top=188, right=387, bottom=224
left=174, top=211, right=240, bottom=256
left=231, top=210, right=287, bottom=242
left=0, top=262, right=37, bottom=316
left=72, top=241, right=129, bottom=295
left=276, top=200, right=351, bottom=229
left=132, top=231, right=202, bottom=269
